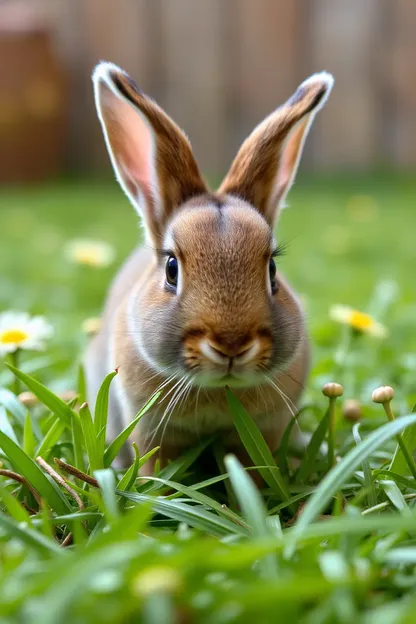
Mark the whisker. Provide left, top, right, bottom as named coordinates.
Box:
left=146, top=375, right=189, bottom=454
left=265, top=377, right=297, bottom=417
left=158, top=375, right=192, bottom=454
left=264, top=376, right=305, bottom=446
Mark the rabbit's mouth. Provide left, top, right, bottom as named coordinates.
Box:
left=180, top=333, right=277, bottom=387
left=191, top=370, right=269, bottom=390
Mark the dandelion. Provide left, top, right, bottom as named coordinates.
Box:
left=64, top=238, right=115, bottom=268
left=0, top=311, right=53, bottom=356
left=329, top=304, right=387, bottom=338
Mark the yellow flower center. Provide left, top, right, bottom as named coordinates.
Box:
left=349, top=311, right=374, bottom=331
left=74, top=250, right=102, bottom=265
left=0, top=329, right=29, bottom=345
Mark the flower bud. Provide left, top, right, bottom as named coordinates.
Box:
left=322, top=382, right=344, bottom=398
left=18, top=391, right=38, bottom=407
left=372, top=386, right=395, bottom=404
left=343, top=399, right=361, bottom=422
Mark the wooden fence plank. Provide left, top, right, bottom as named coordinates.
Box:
left=82, top=0, right=155, bottom=170
left=307, top=0, right=379, bottom=169
left=158, top=0, right=227, bottom=182
left=230, top=0, right=300, bottom=152
left=389, top=0, right=416, bottom=167
left=41, top=0, right=416, bottom=173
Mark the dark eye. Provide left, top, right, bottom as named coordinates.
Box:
left=269, top=258, right=278, bottom=294
left=165, top=255, right=178, bottom=288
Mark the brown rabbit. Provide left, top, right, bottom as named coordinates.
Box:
left=85, top=62, right=334, bottom=472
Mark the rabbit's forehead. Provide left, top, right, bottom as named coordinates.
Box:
left=164, top=197, right=273, bottom=261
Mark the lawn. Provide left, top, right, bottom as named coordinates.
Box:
left=0, top=173, right=416, bottom=623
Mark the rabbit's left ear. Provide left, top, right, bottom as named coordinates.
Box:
left=93, top=62, right=207, bottom=245
left=219, top=72, right=334, bottom=226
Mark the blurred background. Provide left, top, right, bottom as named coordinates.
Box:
left=1, top=0, right=416, bottom=181
left=1, top=0, right=415, bottom=391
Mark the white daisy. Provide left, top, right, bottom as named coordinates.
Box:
left=64, top=238, right=116, bottom=267
left=0, top=311, right=54, bottom=355
left=329, top=304, right=387, bottom=338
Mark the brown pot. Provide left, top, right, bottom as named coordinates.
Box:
left=0, top=4, right=68, bottom=184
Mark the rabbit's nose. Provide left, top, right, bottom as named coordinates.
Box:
left=201, top=338, right=259, bottom=364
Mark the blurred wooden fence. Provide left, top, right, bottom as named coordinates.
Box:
left=45, top=0, right=416, bottom=177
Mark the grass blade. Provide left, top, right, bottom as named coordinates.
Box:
left=226, top=388, right=290, bottom=503
left=0, top=405, right=19, bottom=445
left=0, top=387, right=27, bottom=426
left=78, top=363, right=87, bottom=405
left=94, top=369, right=118, bottom=447
left=122, top=492, right=243, bottom=538
left=95, top=469, right=119, bottom=522
left=117, top=443, right=141, bottom=492
left=296, top=408, right=329, bottom=482
left=0, top=482, right=31, bottom=523
left=36, top=418, right=67, bottom=460
left=390, top=422, right=416, bottom=477
left=23, top=411, right=37, bottom=457
left=285, top=413, right=416, bottom=556
left=0, top=510, right=63, bottom=555
left=103, top=391, right=161, bottom=467
left=135, top=474, right=248, bottom=530
left=381, top=480, right=412, bottom=515
left=72, top=412, right=86, bottom=472
left=278, top=411, right=301, bottom=478
left=352, top=423, right=377, bottom=508
left=6, top=363, right=74, bottom=428
left=225, top=454, right=278, bottom=577
left=0, top=430, right=72, bottom=515
left=79, top=402, right=102, bottom=472
left=372, top=469, right=415, bottom=490
left=139, top=438, right=213, bottom=493
left=138, top=446, right=160, bottom=470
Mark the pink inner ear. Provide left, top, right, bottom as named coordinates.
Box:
left=275, top=115, right=310, bottom=203
left=100, top=83, right=155, bottom=206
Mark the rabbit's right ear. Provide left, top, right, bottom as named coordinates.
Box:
left=219, top=72, right=333, bottom=226
left=93, top=62, right=207, bottom=245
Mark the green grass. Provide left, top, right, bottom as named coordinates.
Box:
left=1, top=173, right=416, bottom=622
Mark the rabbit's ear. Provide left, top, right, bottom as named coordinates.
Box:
left=93, top=62, right=207, bottom=244
left=219, top=72, right=334, bottom=226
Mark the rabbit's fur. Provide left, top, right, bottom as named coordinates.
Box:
left=85, top=62, right=333, bottom=471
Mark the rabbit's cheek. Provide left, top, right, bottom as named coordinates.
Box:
left=130, top=289, right=184, bottom=373
left=268, top=290, right=304, bottom=372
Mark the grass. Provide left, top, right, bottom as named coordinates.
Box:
left=1, top=173, right=416, bottom=622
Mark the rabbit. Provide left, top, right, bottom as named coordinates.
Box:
left=85, top=61, right=334, bottom=473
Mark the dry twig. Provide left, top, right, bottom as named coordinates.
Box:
left=0, top=469, right=42, bottom=506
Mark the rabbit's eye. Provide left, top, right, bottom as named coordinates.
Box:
left=269, top=258, right=279, bottom=295
left=165, top=255, right=178, bottom=288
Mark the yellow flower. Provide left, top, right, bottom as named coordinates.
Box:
left=0, top=312, right=54, bottom=355
left=131, top=566, right=181, bottom=597
left=64, top=238, right=115, bottom=267
left=82, top=317, right=102, bottom=336
left=329, top=305, right=387, bottom=338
